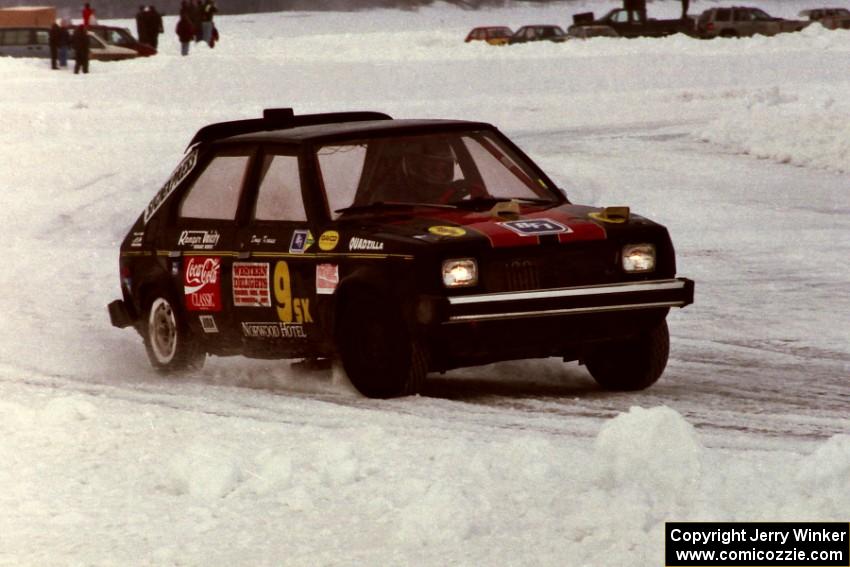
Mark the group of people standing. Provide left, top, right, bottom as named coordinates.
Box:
left=48, top=3, right=96, bottom=74
left=135, top=5, right=164, bottom=50
left=176, top=0, right=218, bottom=56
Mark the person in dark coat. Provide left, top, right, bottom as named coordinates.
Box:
left=57, top=23, right=70, bottom=67
left=148, top=5, right=164, bottom=50
left=49, top=21, right=61, bottom=69
left=188, top=0, right=202, bottom=42
left=135, top=5, right=148, bottom=45
left=72, top=25, right=90, bottom=74
left=200, top=0, right=217, bottom=46
left=175, top=12, right=194, bottom=56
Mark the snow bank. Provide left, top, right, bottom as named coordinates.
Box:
left=0, top=374, right=846, bottom=565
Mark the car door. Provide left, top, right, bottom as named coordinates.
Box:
left=235, top=146, right=319, bottom=358
left=164, top=145, right=256, bottom=348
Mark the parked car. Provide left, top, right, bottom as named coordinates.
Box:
left=566, top=24, right=620, bottom=40
left=509, top=25, right=567, bottom=44
left=696, top=7, right=810, bottom=38
left=464, top=26, right=513, bottom=45
left=799, top=8, right=850, bottom=30
left=570, top=9, right=693, bottom=38
left=108, top=108, right=694, bottom=398
left=0, top=25, right=140, bottom=61
left=81, top=24, right=157, bottom=56
left=0, top=26, right=50, bottom=58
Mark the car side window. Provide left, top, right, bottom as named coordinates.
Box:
left=254, top=154, right=307, bottom=222
left=179, top=152, right=251, bottom=220
left=317, top=143, right=367, bottom=218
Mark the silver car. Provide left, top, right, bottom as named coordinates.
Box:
left=696, top=7, right=810, bottom=38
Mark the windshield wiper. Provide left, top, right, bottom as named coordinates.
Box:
left=447, top=196, right=557, bottom=209
left=335, top=201, right=458, bottom=214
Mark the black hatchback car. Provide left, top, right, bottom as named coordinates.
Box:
left=109, top=109, right=694, bottom=398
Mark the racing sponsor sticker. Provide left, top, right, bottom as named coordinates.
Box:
left=241, top=322, right=307, bottom=339
left=232, top=262, right=271, bottom=307
left=144, top=148, right=198, bottom=224
left=428, top=226, right=466, bottom=237
left=289, top=229, right=314, bottom=254
left=318, top=230, right=340, bottom=251
left=130, top=232, right=144, bottom=247
left=199, top=315, right=218, bottom=333
left=498, top=218, right=571, bottom=236
left=349, top=237, right=384, bottom=251
left=183, top=256, right=221, bottom=312
left=316, top=263, right=339, bottom=295
left=178, top=230, right=220, bottom=250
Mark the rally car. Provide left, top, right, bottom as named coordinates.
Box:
left=108, top=108, right=694, bottom=398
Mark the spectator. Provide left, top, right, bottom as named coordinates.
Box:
left=188, top=0, right=202, bottom=42
left=72, top=24, right=90, bottom=74
left=148, top=6, right=164, bottom=50
left=201, top=0, right=217, bottom=47
left=57, top=23, right=70, bottom=68
left=82, top=3, right=94, bottom=26
left=135, top=5, right=148, bottom=45
left=49, top=21, right=61, bottom=69
left=176, top=12, right=194, bottom=56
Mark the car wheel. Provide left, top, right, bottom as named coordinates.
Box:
left=584, top=320, right=669, bottom=391
left=143, top=293, right=205, bottom=373
left=336, top=291, right=427, bottom=398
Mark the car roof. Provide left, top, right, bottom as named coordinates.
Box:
left=191, top=109, right=494, bottom=148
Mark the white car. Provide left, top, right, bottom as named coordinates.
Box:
left=0, top=26, right=139, bottom=61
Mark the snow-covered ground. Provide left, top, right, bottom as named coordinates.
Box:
left=1, top=1, right=849, bottom=564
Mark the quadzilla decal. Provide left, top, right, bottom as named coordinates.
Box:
left=316, top=264, right=339, bottom=295
left=183, top=256, right=221, bottom=312
left=144, top=148, right=198, bottom=224
left=242, top=322, right=307, bottom=339
left=199, top=315, right=218, bottom=333
left=318, top=230, right=340, bottom=251
left=498, top=218, right=571, bottom=236
left=233, top=262, right=271, bottom=307
left=289, top=229, right=315, bottom=254
left=130, top=232, right=145, bottom=247
left=178, top=229, right=220, bottom=250
left=349, top=237, right=384, bottom=251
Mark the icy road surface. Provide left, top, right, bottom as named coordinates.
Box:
left=0, top=1, right=848, bottom=564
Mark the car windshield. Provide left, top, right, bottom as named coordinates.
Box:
left=317, top=130, right=559, bottom=217
left=751, top=8, right=773, bottom=20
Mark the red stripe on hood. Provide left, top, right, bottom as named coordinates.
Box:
left=419, top=205, right=607, bottom=248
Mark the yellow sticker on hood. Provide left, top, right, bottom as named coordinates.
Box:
left=428, top=226, right=466, bottom=237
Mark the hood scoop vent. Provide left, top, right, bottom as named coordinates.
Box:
left=489, top=200, right=521, bottom=220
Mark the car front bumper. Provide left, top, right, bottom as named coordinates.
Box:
left=444, top=278, right=694, bottom=323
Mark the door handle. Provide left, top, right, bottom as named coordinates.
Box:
left=237, top=251, right=251, bottom=260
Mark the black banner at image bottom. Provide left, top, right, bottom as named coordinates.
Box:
left=665, top=522, right=849, bottom=566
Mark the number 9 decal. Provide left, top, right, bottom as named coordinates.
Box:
left=274, top=261, right=292, bottom=323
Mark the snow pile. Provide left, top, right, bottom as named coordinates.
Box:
left=698, top=83, right=850, bottom=173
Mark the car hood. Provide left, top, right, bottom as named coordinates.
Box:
left=339, top=202, right=655, bottom=250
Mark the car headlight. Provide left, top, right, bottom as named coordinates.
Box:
left=442, top=258, right=478, bottom=288
left=622, top=243, right=656, bottom=273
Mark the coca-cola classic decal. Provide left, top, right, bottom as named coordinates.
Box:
left=184, top=256, right=221, bottom=312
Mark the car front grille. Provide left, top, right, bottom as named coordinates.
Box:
left=481, top=243, right=618, bottom=293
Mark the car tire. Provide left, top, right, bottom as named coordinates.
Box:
left=142, top=293, right=205, bottom=373
left=336, top=291, right=427, bottom=398
left=584, top=320, right=669, bottom=391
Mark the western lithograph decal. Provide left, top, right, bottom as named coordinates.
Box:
left=233, top=262, right=271, bottom=307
